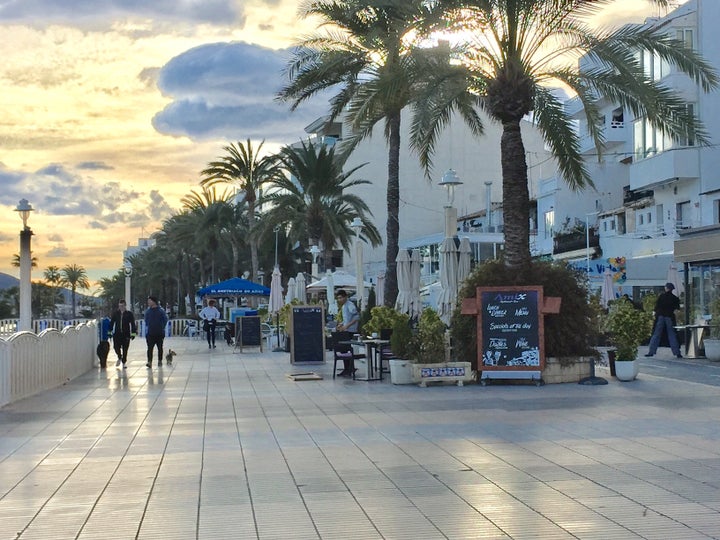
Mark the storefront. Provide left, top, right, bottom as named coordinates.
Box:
left=674, top=225, right=720, bottom=325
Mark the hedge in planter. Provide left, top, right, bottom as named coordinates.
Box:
left=450, top=259, right=599, bottom=370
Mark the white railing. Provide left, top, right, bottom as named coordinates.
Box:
left=0, top=320, right=97, bottom=408
left=0, top=318, right=90, bottom=336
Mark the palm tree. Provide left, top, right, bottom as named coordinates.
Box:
left=12, top=253, right=38, bottom=268
left=200, top=139, right=279, bottom=283
left=413, top=0, right=718, bottom=269
left=262, top=140, right=382, bottom=273
left=60, top=264, right=90, bottom=318
left=43, top=265, right=62, bottom=318
left=278, top=0, right=483, bottom=306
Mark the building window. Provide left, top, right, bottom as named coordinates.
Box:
left=677, top=28, right=694, bottom=50
left=617, top=213, right=626, bottom=234
left=544, top=209, right=554, bottom=239
left=634, top=103, right=695, bottom=160
left=714, top=199, right=720, bottom=224
left=676, top=201, right=691, bottom=228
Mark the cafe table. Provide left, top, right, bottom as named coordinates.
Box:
left=350, top=338, right=390, bottom=381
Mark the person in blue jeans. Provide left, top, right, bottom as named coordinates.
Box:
left=144, top=296, right=168, bottom=368
left=645, top=283, right=682, bottom=359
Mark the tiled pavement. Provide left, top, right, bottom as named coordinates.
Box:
left=1, top=338, right=719, bottom=540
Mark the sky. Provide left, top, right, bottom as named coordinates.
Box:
left=0, top=0, right=673, bottom=289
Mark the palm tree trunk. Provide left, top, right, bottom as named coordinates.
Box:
left=501, top=120, right=531, bottom=269
left=384, top=111, right=401, bottom=307
left=248, top=200, right=259, bottom=282
left=71, top=288, right=76, bottom=318
left=230, top=241, right=240, bottom=278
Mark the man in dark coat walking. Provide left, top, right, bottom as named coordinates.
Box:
left=645, top=283, right=682, bottom=359
left=109, top=299, right=137, bottom=368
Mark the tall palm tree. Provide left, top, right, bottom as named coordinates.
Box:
left=413, top=0, right=718, bottom=269
left=262, top=140, right=382, bottom=273
left=43, top=265, right=62, bottom=318
left=279, top=0, right=483, bottom=306
left=12, top=253, right=38, bottom=268
left=200, top=139, right=279, bottom=283
left=60, top=264, right=90, bottom=318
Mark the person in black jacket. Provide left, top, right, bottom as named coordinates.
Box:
left=109, top=299, right=137, bottom=368
left=144, top=296, right=169, bottom=368
left=645, top=283, right=682, bottom=358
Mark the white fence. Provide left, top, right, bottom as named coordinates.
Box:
left=0, top=321, right=97, bottom=408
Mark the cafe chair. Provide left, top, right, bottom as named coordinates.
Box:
left=379, top=328, right=394, bottom=373
left=332, top=331, right=365, bottom=379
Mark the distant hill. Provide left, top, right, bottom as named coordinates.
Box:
left=0, top=272, right=19, bottom=289
left=0, top=272, right=94, bottom=304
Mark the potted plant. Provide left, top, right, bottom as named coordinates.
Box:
left=364, top=306, right=413, bottom=384
left=410, top=308, right=473, bottom=387
left=603, top=297, right=654, bottom=381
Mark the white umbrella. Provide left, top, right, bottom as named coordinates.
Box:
left=375, top=272, right=385, bottom=307
left=306, top=270, right=371, bottom=291
left=268, top=266, right=284, bottom=314
left=600, top=269, right=615, bottom=308
left=325, top=270, right=338, bottom=315
left=437, top=238, right=459, bottom=324
left=457, top=237, right=472, bottom=291
left=268, top=266, right=284, bottom=350
left=667, top=263, right=683, bottom=296
left=395, top=249, right=413, bottom=315
left=410, top=249, right=423, bottom=318
left=294, top=272, right=307, bottom=303
left=285, top=277, right=296, bottom=305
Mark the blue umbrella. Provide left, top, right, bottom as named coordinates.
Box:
left=197, top=277, right=270, bottom=297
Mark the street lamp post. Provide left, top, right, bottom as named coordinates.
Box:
left=350, top=217, right=364, bottom=309
left=15, top=199, right=34, bottom=331
left=310, top=245, right=321, bottom=281
left=439, top=169, right=463, bottom=238
left=585, top=211, right=599, bottom=275
left=123, top=260, right=132, bottom=309
left=273, top=225, right=280, bottom=268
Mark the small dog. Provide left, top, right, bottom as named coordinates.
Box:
left=165, top=349, right=177, bottom=366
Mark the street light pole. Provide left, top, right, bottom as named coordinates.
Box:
left=273, top=225, right=280, bottom=268
left=15, top=199, right=34, bottom=332
left=585, top=211, right=599, bottom=275
left=124, top=260, right=132, bottom=309
left=351, top=217, right=364, bottom=309
left=310, top=245, right=320, bottom=280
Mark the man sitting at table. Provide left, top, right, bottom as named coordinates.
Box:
left=335, top=289, right=359, bottom=376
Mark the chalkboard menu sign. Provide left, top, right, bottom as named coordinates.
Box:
left=478, top=286, right=545, bottom=373
left=290, top=306, right=325, bottom=364
left=235, top=315, right=262, bottom=352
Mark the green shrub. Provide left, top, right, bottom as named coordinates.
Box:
left=409, top=308, right=446, bottom=364
left=390, top=316, right=413, bottom=359
left=363, top=305, right=408, bottom=335
left=604, top=298, right=654, bottom=360
left=450, top=259, right=599, bottom=369
left=359, top=287, right=376, bottom=332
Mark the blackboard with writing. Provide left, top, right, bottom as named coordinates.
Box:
left=235, top=315, right=262, bottom=352
left=290, top=306, right=325, bottom=364
left=478, top=286, right=545, bottom=372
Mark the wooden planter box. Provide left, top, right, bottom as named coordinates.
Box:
left=412, top=362, right=473, bottom=387
left=541, top=356, right=593, bottom=384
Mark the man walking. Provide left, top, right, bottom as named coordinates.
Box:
left=109, top=299, right=137, bottom=368
left=335, top=289, right=360, bottom=377
left=645, top=282, right=682, bottom=359
left=144, top=296, right=168, bottom=368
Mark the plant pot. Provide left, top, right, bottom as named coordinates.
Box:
left=389, top=359, right=414, bottom=385
left=703, top=338, right=720, bottom=361
left=412, top=362, right=473, bottom=387
left=614, top=359, right=638, bottom=381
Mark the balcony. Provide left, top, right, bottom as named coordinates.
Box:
left=630, top=147, right=700, bottom=190
left=578, top=120, right=627, bottom=154
left=553, top=227, right=599, bottom=255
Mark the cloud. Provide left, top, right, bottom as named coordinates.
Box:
left=77, top=161, right=114, bottom=170
left=47, top=234, right=63, bottom=242
left=46, top=246, right=69, bottom=257
left=152, top=41, right=331, bottom=143
left=0, top=0, right=245, bottom=26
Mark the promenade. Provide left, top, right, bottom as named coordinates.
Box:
left=1, top=338, right=719, bottom=540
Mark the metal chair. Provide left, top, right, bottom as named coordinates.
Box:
left=331, top=331, right=365, bottom=379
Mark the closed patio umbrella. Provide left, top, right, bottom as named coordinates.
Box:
left=437, top=238, right=459, bottom=324
left=410, top=249, right=423, bottom=319
left=285, top=277, right=296, bottom=305
left=395, top=249, right=413, bottom=315
left=295, top=272, right=306, bottom=303
left=268, top=266, right=284, bottom=350
left=325, top=270, right=337, bottom=315
left=600, top=269, right=615, bottom=308
left=375, top=272, right=385, bottom=307
left=457, top=237, right=472, bottom=290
